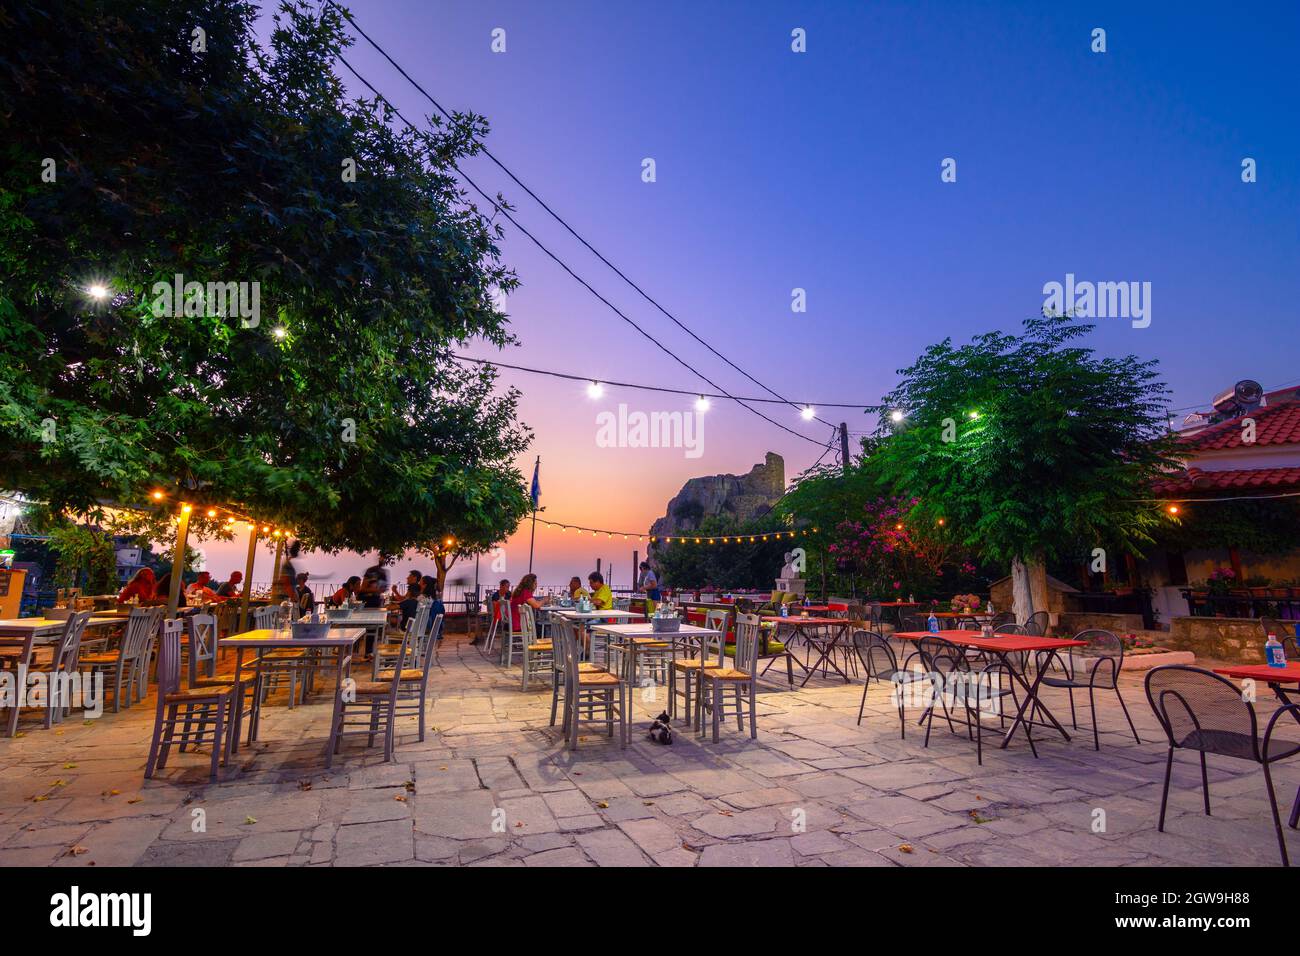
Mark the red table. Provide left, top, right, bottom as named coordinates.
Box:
left=895, top=630, right=1087, bottom=754
left=1214, top=663, right=1300, bottom=829
left=764, top=615, right=852, bottom=685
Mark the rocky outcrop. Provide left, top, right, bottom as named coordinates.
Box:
left=649, top=453, right=785, bottom=537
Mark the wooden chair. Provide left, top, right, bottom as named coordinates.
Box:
left=251, top=604, right=308, bottom=707
left=374, top=598, right=430, bottom=680
left=326, top=623, right=412, bottom=766
left=697, top=611, right=761, bottom=742
left=79, top=607, right=159, bottom=712
left=670, top=613, right=718, bottom=722
left=548, top=617, right=608, bottom=729
left=38, top=610, right=92, bottom=728
left=144, top=619, right=237, bottom=783
left=375, top=613, right=442, bottom=743
left=518, top=604, right=553, bottom=690
left=554, top=615, right=626, bottom=751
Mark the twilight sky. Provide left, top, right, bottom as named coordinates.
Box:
left=204, top=0, right=1300, bottom=592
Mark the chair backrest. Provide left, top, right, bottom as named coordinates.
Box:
left=732, top=613, right=762, bottom=676
left=993, top=623, right=1026, bottom=634
left=412, top=614, right=443, bottom=670
left=519, top=602, right=537, bottom=643
left=121, top=607, right=158, bottom=658
left=186, top=613, right=219, bottom=684
left=851, top=629, right=895, bottom=675
left=1144, top=665, right=1260, bottom=761
left=553, top=616, right=581, bottom=688
left=917, top=636, right=964, bottom=675
left=704, top=608, right=731, bottom=637
left=252, top=605, right=278, bottom=630
left=1074, top=628, right=1124, bottom=686
left=1023, top=611, right=1049, bottom=636
left=155, top=618, right=186, bottom=699
left=697, top=618, right=728, bottom=667
left=52, top=610, right=92, bottom=676
left=409, top=597, right=432, bottom=638
left=991, top=611, right=1016, bottom=629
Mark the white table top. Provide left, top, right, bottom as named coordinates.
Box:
left=552, top=608, right=640, bottom=620
left=219, top=626, right=367, bottom=649
left=589, top=622, right=721, bottom=638
left=0, top=616, right=124, bottom=636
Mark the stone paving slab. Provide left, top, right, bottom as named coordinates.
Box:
left=0, top=633, right=1295, bottom=866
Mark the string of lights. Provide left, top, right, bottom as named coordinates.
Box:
left=535, top=517, right=815, bottom=545
left=323, top=0, right=841, bottom=432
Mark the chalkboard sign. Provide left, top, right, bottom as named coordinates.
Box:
left=0, top=573, right=10, bottom=597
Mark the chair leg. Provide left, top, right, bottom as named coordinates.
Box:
left=619, top=683, right=628, bottom=749
left=1067, top=686, right=1077, bottom=730
left=1089, top=685, right=1099, bottom=751
left=1262, top=759, right=1291, bottom=867
left=711, top=680, right=721, bottom=743
left=210, top=699, right=225, bottom=782
left=1198, top=751, right=1212, bottom=815
left=156, top=705, right=178, bottom=771
left=856, top=680, right=869, bottom=725
left=734, top=685, right=744, bottom=732
left=1115, top=687, right=1141, bottom=743
left=1158, top=747, right=1173, bottom=831
left=748, top=681, right=757, bottom=739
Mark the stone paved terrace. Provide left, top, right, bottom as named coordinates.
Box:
left=0, top=634, right=1296, bottom=867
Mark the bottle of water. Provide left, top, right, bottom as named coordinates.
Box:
left=928, top=611, right=940, bottom=634
left=1266, top=632, right=1286, bottom=668
left=780, top=603, right=789, bottom=618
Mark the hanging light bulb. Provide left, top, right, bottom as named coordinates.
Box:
left=695, top=396, right=710, bottom=413
left=890, top=409, right=905, bottom=423
left=800, top=406, right=816, bottom=421
left=586, top=381, right=604, bottom=399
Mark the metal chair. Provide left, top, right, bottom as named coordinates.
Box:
left=851, top=629, right=929, bottom=738
left=1145, top=665, right=1300, bottom=866
left=916, top=635, right=1014, bottom=764
left=1036, top=629, right=1141, bottom=749
left=1023, top=611, right=1049, bottom=637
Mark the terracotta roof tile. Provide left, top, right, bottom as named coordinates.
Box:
left=1152, top=466, right=1300, bottom=496
left=1178, top=399, right=1300, bottom=451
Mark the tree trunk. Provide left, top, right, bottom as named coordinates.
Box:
left=1010, top=555, right=1035, bottom=624
left=1029, top=553, right=1049, bottom=626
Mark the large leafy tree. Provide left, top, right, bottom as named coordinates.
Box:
left=867, top=316, right=1178, bottom=621
left=0, top=0, right=531, bottom=554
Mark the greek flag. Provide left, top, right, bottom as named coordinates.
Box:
left=529, top=460, right=541, bottom=510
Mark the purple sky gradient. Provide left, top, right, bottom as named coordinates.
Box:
left=199, top=0, right=1300, bottom=592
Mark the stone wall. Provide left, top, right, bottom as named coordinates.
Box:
left=1057, top=611, right=1146, bottom=636
left=1167, top=616, right=1268, bottom=663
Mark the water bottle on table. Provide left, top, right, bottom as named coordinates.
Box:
left=1265, top=632, right=1286, bottom=668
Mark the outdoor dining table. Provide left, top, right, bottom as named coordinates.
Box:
left=1213, top=662, right=1300, bottom=708
left=588, top=622, right=722, bottom=687
left=0, top=616, right=125, bottom=646
left=218, top=626, right=366, bottom=748
left=894, top=629, right=1087, bottom=754
left=762, top=615, right=852, bottom=686
left=550, top=608, right=642, bottom=666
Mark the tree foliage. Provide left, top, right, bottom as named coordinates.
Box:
left=0, top=0, right=531, bottom=554
left=867, top=315, right=1178, bottom=569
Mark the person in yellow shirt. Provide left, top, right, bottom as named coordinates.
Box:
left=587, top=572, right=613, bottom=610
left=567, top=576, right=589, bottom=601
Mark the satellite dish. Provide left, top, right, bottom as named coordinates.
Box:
left=1234, top=380, right=1263, bottom=405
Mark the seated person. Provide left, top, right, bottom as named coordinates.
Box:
left=391, top=568, right=422, bottom=603
left=295, top=572, right=314, bottom=615
left=330, top=576, right=361, bottom=607
left=510, top=574, right=543, bottom=632
left=215, top=570, right=243, bottom=598
left=186, top=571, right=220, bottom=603
left=567, top=576, right=589, bottom=601
left=587, top=572, right=613, bottom=611
left=117, top=567, right=156, bottom=605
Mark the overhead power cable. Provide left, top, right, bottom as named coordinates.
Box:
left=323, top=0, right=842, bottom=432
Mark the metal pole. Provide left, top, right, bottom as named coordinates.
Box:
left=166, top=506, right=192, bottom=617
left=238, top=523, right=257, bottom=632
left=527, top=509, right=537, bottom=574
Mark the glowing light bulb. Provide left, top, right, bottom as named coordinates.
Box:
left=586, top=381, right=604, bottom=399
left=801, top=406, right=816, bottom=421
left=695, top=396, right=710, bottom=413
left=87, top=284, right=109, bottom=300
left=891, top=409, right=904, bottom=423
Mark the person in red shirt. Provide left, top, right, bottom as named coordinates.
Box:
left=117, top=567, right=156, bottom=605
left=510, top=574, right=542, bottom=631
left=330, top=576, right=361, bottom=607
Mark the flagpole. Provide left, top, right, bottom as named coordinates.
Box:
left=527, top=455, right=540, bottom=574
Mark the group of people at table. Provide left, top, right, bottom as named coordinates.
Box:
left=114, top=545, right=445, bottom=636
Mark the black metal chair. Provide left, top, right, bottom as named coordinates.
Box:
left=916, top=636, right=1015, bottom=764
left=851, top=630, right=928, bottom=738
left=1037, top=629, right=1141, bottom=750
left=1144, top=665, right=1300, bottom=866
left=1023, top=611, right=1049, bottom=637
left=990, top=611, right=1016, bottom=629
